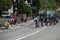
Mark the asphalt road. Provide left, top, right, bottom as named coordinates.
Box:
left=0, top=23, right=60, bottom=40
left=21, top=23, right=60, bottom=40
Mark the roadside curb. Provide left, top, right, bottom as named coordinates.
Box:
left=17, top=20, right=34, bottom=26
left=0, top=20, right=34, bottom=30
left=11, top=20, right=34, bottom=29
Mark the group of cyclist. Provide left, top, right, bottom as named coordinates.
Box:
left=34, top=10, right=59, bottom=28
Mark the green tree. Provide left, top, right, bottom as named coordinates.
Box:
left=0, top=0, right=12, bottom=17
left=18, top=0, right=32, bottom=17
left=18, top=0, right=25, bottom=13
left=25, top=6, right=32, bottom=17
left=32, top=0, right=41, bottom=9
left=32, top=0, right=58, bottom=10
left=48, top=0, right=58, bottom=10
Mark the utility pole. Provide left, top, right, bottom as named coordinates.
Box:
left=12, top=0, right=18, bottom=15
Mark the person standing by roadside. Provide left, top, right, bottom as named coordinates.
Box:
left=24, top=16, right=27, bottom=22
left=9, top=18, right=14, bottom=27
left=13, top=14, right=17, bottom=25
left=23, top=13, right=27, bottom=22
left=21, top=15, right=24, bottom=22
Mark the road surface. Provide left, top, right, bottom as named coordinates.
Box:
left=0, top=23, right=60, bottom=40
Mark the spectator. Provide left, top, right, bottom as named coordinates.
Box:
left=13, top=14, right=17, bottom=25
left=9, top=18, right=14, bottom=27
left=23, top=13, right=27, bottom=22
left=21, top=16, right=24, bottom=22
left=24, top=17, right=27, bottom=22
left=4, top=21, right=10, bottom=29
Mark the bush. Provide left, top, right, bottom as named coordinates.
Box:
left=25, top=7, right=32, bottom=17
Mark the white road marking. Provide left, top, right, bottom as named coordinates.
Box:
left=16, top=26, right=47, bottom=40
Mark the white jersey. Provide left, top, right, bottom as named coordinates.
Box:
left=34, top=17, right=38, bottom=22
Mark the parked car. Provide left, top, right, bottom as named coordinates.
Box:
left=2, top=11, right=12, bottom=18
